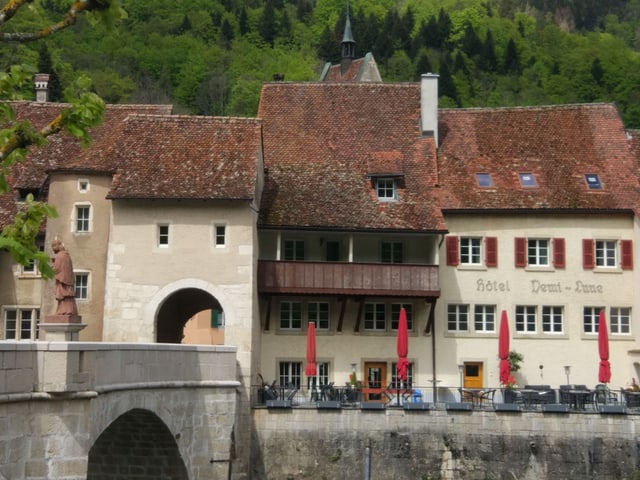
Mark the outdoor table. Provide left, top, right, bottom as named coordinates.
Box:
left=519, top=389, right=552, bottom=409
left=623, top=390, right=640, bottom=407
left=459, top=388, right=496, bottom=408
left=568, top=389, right=592, bottom=410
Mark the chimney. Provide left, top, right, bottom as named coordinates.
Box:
left=420, top=73, right=439, bottom=147
left=34, top=73, right=50, bottom=103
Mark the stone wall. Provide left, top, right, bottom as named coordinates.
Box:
left=251, top=408, right=640, bottom=480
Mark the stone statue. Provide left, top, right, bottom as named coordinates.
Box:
left=51, top=239, right=78, bottom=316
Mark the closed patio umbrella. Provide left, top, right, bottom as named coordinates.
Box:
left=598, top=311, right=611, bottom=384
left=305, top=322, right=317, bottom=390
left=396, top=307, right=409, bottom=404
left=498, top=310, right=510, bottom=386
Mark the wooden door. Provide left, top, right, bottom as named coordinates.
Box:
left=463, top=362, right=483, bottom=388
left=364, top=362, right=387, bottom=401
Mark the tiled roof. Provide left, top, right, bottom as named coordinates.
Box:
left=257, top=82, right=446, bottom=232
left=437, top=104, right=640, bottom=213
left=106, top=115, right=262, bottom=200
left=320, top=53, right=381, bottom=82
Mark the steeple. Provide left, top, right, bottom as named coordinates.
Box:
left=340, top=0, right=356, bottom=74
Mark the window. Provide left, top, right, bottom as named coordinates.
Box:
left=391, top=362, right=414, bottom=388
left=447, top=304, right=469, bottom=332
left=527, top=239, right=549, bottom=266
left=610, top=307, right=631, bottom=335
left=515, top=305, right=537, bottom=333
left=308, top=302, right=329, bottom=330
left=446, top=236, right=497, bottom=267
left=21, top=243, right=44, bottom=275
left=583, top=307, right=604, bottom=334
left=460, top=238, right=481, bottom=265
left=542, top=306, right=563, bottom=333
left=3, top=308, right=40, bottom=340
left=381, top=241, right=403, bottom=263
left=310, top=362, right=330, bottom=386
left=75, top=272, right=89, bottom=300
left=75, top=205, right=91, bottom=232
left=211, top=309, right=225, bottom=328
left=474, top=305, right=496, bottom=332
left=375, top=177, right=396, bottom=200
left=475, top=173, right=493, bottom=187
left=158, top=224, right=169, bottom=247
left=280, top=301, right=302, bottom=330
left=215, top=225, right=226, bottom=247
left=515, top=237, right=565, bottom=268
left=279, top=361, right=302, bottom=389
left=519, top=173, right=537, bottom=187
left=283, top=239, right=304, bottom=261
left=585, top=174, right=602, bottom=189
left=78, top=179, right=90, bottom=192
left=391, top=303, right=413, bottom=331
left=583, top=239, right=633, bottom=269
left=364, top=303, right=386, bottom=331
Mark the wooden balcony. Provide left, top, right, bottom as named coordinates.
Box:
left=258, top=260, right=439, bottom=297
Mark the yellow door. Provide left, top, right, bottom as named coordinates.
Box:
left=463, top=362, right=483, bottom=388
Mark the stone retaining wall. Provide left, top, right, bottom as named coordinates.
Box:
left=251, top=407, right=640, bottom=480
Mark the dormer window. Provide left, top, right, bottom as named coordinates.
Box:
left=375, top=177, right=396, bottom=201
left=17, top=188, right=39, bottom=202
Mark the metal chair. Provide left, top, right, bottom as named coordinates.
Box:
left=593, top=384, right=618, bottom=408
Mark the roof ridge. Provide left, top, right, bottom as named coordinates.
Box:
left=122, top=114, right=260, bottom=123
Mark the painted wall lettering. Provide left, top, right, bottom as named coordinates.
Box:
left=476, top=279, right=511, bottom=292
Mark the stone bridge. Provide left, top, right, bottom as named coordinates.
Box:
left=0, top=341, right=240, bottom=480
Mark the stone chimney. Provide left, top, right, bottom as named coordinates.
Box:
left=34, top=73, right=50, bottom=103
left=420, top=73, right=439, bottom=147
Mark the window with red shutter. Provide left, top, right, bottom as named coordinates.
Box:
left=582, top=239, right=595, bottom=269
left=446, top=236, right=459, bottom=266
left=621, top=240, right=633, bottom=270
left=485, top=237, right=498, bottom=267
left=514, top=237, right=526, bottom=267
left=553, top=238, right=565, bottom=268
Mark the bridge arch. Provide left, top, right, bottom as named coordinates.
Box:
left=87, top=408, right=187, bottom=479
left=144, top=278, right=234, bottom=343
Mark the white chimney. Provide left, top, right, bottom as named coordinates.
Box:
left=34, top=73, right=50, bottom=103
left=420, top=73, right=439, bottom=147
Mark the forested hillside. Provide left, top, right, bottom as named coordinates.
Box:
left=3, top=0, right=640, bottom=127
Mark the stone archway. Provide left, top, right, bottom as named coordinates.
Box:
left=156, top=287, right=222, bottom=343
left=87, top=408, right=188, bottom=480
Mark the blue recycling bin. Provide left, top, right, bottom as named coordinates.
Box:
left=413, top=389, right=423, bottom=403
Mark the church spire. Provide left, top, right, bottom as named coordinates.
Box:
left=340, top=0, right=356, bottom=74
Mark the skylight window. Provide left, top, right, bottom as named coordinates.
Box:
left=585, top=174, right=602, bottom=190
left=476, top=173, right=493, bottom=187
left=519, top=173, right=537, bottom=187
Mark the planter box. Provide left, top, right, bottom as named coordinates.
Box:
left=599, top=405, right=626, bottom=415
left=316, top=401, right=341, bottom=410
left=360, top=402, right=385, bottom=410
left=403, top=402, right=431, bottom=411
left=446, top=402, right=473, bottom=411
left=266, top=399, right=292, bottom=409
left=542, top=403, right=570, bottom=413
left=495, top=403, right=522, bottom=412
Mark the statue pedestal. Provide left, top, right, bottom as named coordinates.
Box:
left=41, top=315, right=86, bottom=341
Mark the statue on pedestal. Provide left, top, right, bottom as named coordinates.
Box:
left=51, top=239, right=78, bottom=316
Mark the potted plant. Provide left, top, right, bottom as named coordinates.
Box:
left=502, top=351, right=523, bottom=403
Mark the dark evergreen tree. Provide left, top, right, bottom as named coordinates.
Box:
left=480, top=31, right=497, bottom=71
left=414, top=51, right=433, bottom=80
left=258, top=1, right=277, bottom=46
left=318, top=25, right=339, bottom=63
left=399, top=7, right=414, bottom=56
left=439, top=55, right=460, bottom=106
left=503, top=38, right=520, bottom=74
left=37, top=44, right=63, bottom=102
left=453, top=50, right=468, bottom=75
left=358, top=11, right=380, bottom=55
left=591, top=57, right=604, bottom=85
left=461, top=23, right=482, bottom=57
left=178, top=14, right=192, bottom=34
left=238, top=7, right=250, bottom=35
left=280, top=10, right=293, bottom=43
left=221, top=18, right=234, bottom=44
left=437, top=8, right=452, bottom=47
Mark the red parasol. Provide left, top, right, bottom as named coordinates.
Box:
left=396, top=307, right=409, bottom=382
left=498, top=310, right=511, bottom=386
left=305, top=322, right=317, bottom=377
left=598, top=310, right=611, bottom=384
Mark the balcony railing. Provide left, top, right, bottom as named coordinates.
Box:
left=258, top=260, right=439, bottom=297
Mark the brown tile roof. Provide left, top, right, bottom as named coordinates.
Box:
left=257, top=82, right=446, bottom=232
left=106, top=115, right=262, bottom=200
left=322, top=58, right=367, bottom=82
left=437, top=103, right=640, bottom=213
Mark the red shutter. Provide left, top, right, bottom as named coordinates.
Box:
left=446, top=236, right=459, bottom=266
left=621, top=240, right=633, bottom=270
left=485, top=237, right=498, bottom=267
left=514, top=237, right=526, bottom=267
left=553, top=238, right=565, bottom=268
left=582, top=239, right=595, bottom=269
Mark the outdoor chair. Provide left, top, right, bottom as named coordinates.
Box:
left=593, top=384, right=618, bottom=408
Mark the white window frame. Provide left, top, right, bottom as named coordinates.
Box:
left=364, top=303, right=387, bottom=331
left=3, top=307, right=40, bottom=340
left=308, top=302, right=329, bottom=330
left=460, top=237, right=482, bottom=265
left=391, top=362, right=414, bottom=388
left=515, top=305, right=537, bottom=333
left=391, top=303, right=413, bottom=331
left=595, top=240, right=617, bottom=268
left=280, top=301, right=302, bottom=330
left=77, top=178, right=90, bottom=193
left=583, top=306, right=604, bottom=334
left=447, top=304, right=469, bottom=332
left=214, top=224, right=226, bottom=248
left=542, top=306, right=564, bottom=334
left=158, top=224, right=170, bottom=248
left=375, top=177, right=396, bottom=201
left=610, top=307, right=631, bottom=335
left=279, top=361, right=302, bottom=389
left=73, top=203, right=92, bottom=233
left=21, top=243, right=44, bottom=275
left=74, top=272, right=90, bottom=301
left=283, top=239, right=305, bottom=261
left=474, top=305, right=496, bottom=332
left=527, top=238, right=549, bottom=266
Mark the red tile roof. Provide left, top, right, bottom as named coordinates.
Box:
left=257, top=82, right=446, bottom=232
left=437, top=104, right=640, bottom=213
left=321, top=54, right=381, bottom=82
left=106, top=115, right=262, bottom=200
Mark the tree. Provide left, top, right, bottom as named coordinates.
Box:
left=37, top=44, right=63, bottom=102
left=0, top=0, right=125, bottom=276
